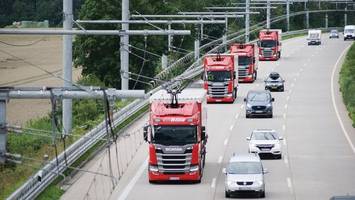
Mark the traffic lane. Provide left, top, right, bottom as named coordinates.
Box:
left=285, top=38, right=355, bottom=199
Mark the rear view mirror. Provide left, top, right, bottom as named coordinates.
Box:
left=271, top=98, right=275, bottom=102
left=222, top=168, right=227, bottom=175
left=201, top=126, right=206, bottom=141
left=246, top=137, right=251, bottom=141
left=243, top=98, right=247, bottom=102
left=278, top=136, right=284, bottom=140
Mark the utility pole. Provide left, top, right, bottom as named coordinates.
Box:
left=0, top=95, right=6, bottom=163
left=325, top=13, right=328, bottom=29
left=63, top=0, right=73, bottom=136
left=121, top=0, right=130, bottom=91
left=168, top=23, right=172, bottom=51
left=246, top=0, right=251, bottom=42
left=345, top=6, right=348, bottom=26
left=305, top=1, right=309, bottom=29
left=267, top=0, right=271, bottom=29
left=286, top=0, right=290, bottom=31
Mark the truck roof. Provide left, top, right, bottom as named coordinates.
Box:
left=204, top=54, right=234, bottom=71
left=149, top=88, right=206, bottom=103
left=230, top=44, right=254, bottom=56
left=259, top=29, right=281, bottom=40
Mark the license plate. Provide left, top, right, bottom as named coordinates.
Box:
left=216, top=99, right=222, bottom=102
left=261, top=148, right=269, bottom=151
left=255, top=110, right=263, bottom=113
left=239, top=187, right=251, bottom=190
left=169, top=177, right=180, bottom=181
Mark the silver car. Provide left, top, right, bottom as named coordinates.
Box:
left=247, top=129, right=283, bottom=159
left=224, top=153, right=267, bottom=198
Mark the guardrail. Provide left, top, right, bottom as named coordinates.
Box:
left=7, top=9, right=350, bottom=200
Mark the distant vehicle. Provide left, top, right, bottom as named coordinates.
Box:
left=344, top=25, right=355, bottom=40
left=329, top=29, right=339, bottom=39
left=144, top=89, right=207, bottom=183
left=247, top=129, right=283, bottom=159
left=244, top=90, right=274, bottom=118
left=223, top=153, right=267, bottom=198
left=307, top=29, right=322, bottom=45
left=264, top=72, right=285, bottom=92
left=257, top=29, right=282, bottom=61
left=203, top=54, right=238, bottom=103
left=330, top=196, right=355, bottom=200
left=230, top=43, right=258, bottom=83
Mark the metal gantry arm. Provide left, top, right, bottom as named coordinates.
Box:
left=76, top=19, right=227, bottom=24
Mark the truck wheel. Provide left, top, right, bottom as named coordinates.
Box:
left=253, top=71, right=257, bottom=81
left=278, top=52, right=281, bottom=58
left=233, top=88, right=237, bottom=99
left=225, top=191, right=231, bottom=198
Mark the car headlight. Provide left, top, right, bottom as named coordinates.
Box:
left=256, top=180, right=263, bottom=186
left=274, top=143, right=280, bottom=149
left=266, top=103, right=272, bottom=107
left=227, top=180, right=235, bottom=186
left=246, top=103, right=252, bottom=108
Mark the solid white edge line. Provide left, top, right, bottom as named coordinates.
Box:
left=211, top=178, right=217, bottom=188
left=117, top=158, right=148, bottom=200
left=287, top=177, right=292, bottom=189
left=218, top=156, right=223, bottom=163
left=282, top=124, right=286, bottom=131
left=229, top=125, right=234, bottom=131
left=331, top=45, right=355, bottom=154
left=284, top=157, right=289, bottom=165
left=224, top=138, right=229, bottom=146
left=283, top=139, right=287, bottom=146
left=235, top=113, right=239, bottom=119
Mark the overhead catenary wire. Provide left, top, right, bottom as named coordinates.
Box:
left=133, top=36, right=148, bottom=89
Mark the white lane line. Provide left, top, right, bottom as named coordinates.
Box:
left=117, top=158, right=148, bottom=200
left=218, top=156, right=223, bottom=163
left=224, top=138, right=229, bottom=146
left=282, top=124, right=286, bottom=131
left=211, top=178, right=217, bottom=188
left=286, top=96, right=290, bottom=101
left=284, top=157, right=289, bottom=165
left=287, top=177, right=292, bottom=189
left=284, top=104, right=288, bottom=109
left=241, top=104, right=245, bottom=109
left=235, top=113, right=239, bottom=119
left=229, top=125, right=234, bottom=131
left=283, top=138, right=287, bottom=146
left=331, top=45, right=355, bottom=154
left=276, top=62, right=280, bottom=66
left=283, top=113, right=287, bottom=119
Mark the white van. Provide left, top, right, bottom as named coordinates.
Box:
left=307, top=29, right=322, bottom=45
left=344, top=25, right=355, bottom=40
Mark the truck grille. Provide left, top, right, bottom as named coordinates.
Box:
left=237, top=181, right=253, bottom=186
left=238, top=66, right=249, bottom=77
left=208, top=84, right=228, bottom=98
left=262, top=49, right=273, bottom=58
left=156, top=148, right=193, bottom=173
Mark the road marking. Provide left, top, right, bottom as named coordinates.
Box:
left=224, top=138, right=229, bottom=146
left=286, top=96, right=290, bottom=101
left=283, top=113, right=287, bottom=119
left=330, top=45, right=355, bottom=154
left=282, top=124, right=286, bottom=131
left=241, top=104, right=245, bottom=109
left=284, top=104, right=288, bottom=109
left=235, top=113, right=239, bottom=119
left=117, top=158, right=148, bottom=200
left=284, top=157, right=289, bottom=165
left=218, top=156, right=223, bottom=163
left=283, top=139, right=287, bottom=146
left=287, top=177, right=292, bottom=189
left=276, top=62, right=280, bottom=66
left=211, top=178, right=217, bottom=188
left=229, top=125, right=234, bottom=131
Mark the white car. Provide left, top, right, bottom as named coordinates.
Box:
left=247, top=129, right=283, bottom=159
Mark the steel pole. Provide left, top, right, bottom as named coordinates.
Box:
left=245, top=0, right=250, bottom=42
left=267, top=0, right=271, bottom=29
left=0, top=98, right=6, bottom=163
left=325, top=13, right=328, bottom=28
left=168, top=23, right=172, bottom=51
left=305, top=2, right=309, bottom=29
left=120, top=0, right=130, bottom=90
left=194, top=39, right=200, bottom=60
left=286, top=0, right=290, bottom=31
left=345, top=6, right=348, bottom=26
left=63, top=0, right=73, bottom=136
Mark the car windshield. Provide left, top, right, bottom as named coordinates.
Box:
left=331, top=30, right=337, bottom=33
left=152, top=126, right=197, bottom=145
left=252, top=132, right=277, bottom=140
left=238, top=56, right=251, bottom=65
left=228, top=162, right=262, bottom=174
left=247, top=92, right=269, bottom=102
left=260, top=40, right=276, bottom=48
left=207, top=71, right=231, bottom=82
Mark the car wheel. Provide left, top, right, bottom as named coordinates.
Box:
left=280, top=87, right=284, bottom=92
left=225, top=191, right=231, bottom=198
left=259, top=191, right=265, bottom=198
left=276, top=154, right=282, bottom=159
left=246, top=114, right=250, bottom=118
left=268, top=113, right=273, bottom=118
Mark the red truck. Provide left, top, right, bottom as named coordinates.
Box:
left=258, top=29, right=282, bottom=61
left=203, top=54, right=238, bottom=103
left=144, top=88, right=207, bottom=183
left=230, top=43, right=258, bottom=83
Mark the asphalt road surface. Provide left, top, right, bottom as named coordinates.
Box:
left=62, top=35, right=355, bottom=200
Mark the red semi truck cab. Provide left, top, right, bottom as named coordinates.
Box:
left=144, top=89, right=207, bottom=183
left=258, top=29, right=282, bottom=61
left=203, top=54, right=238, bottom=103
left=230, top=43, right=258, bottom=83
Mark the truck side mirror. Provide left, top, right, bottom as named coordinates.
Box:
left=271, top=97, right=275, bottom=102
left=243, top=98, right=247, bottom=102
left=222, top=168, right=227, bottom=175
left=143, top=125, right=149, bottom=142
left=253, top=57, right=256, bottom=63
left=201, top=126, right=206, bottom=141
left=233, top=72, right=236, bottom=79
left=201, top=73, right=204, bottom=80
left=257, top=41, right=261, bottom=47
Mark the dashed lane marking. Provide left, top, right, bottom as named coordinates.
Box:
left=282, top=124, right=286, bottom=131
left=218, top=156, right=223, bottom=164
left=283, top=113, right=287, bottom=119
left=287, top=177, right=293, bottom=190
left=286, top=96, right=290, bottom=101
left=284, top=157, right=289, bottom=165
left=229, top=125, right=234, bottom=131
left=241, top=104, right=245, bottom=109
left=211, top=178, right=217, bottom=188
left=283, top=139, right=287, bottom=146
left=224, top=138, right=229, bottom=146
left=235, top=113, right=239, bottom=119
left=284, top=104, right=288, bottom=109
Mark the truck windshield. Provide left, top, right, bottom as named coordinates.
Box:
left=238, top=56, right=251, bottom=65
left=309, top=33, right=320, bottom=39
left=260, top=40, right=276, bottom=48
left=228, top=162, right=262, bottom=174
left=207, top=71, right=231, bottom=82
left=152, top=126, right=197, bottom=145
left=345, top=29, right=354, bottom=33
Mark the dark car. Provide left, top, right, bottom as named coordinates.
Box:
left=264, top=72, right=285, bottom=92
left=244, top=90, right=274, bottom=118
left=330, top=196, right=355, bottom=200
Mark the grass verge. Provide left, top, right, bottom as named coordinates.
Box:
left=339, top=42, right=355, bottom=127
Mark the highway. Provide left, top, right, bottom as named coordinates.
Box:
left=62, top=35, right=355, bottom=200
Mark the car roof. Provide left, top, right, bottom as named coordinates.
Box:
left=247, top=90, right=270, bottom=95
left=253, top=129, right=276, bottom=133
left=229, top=153, right=261, bottom=163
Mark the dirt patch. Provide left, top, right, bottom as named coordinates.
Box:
left=0, top=35, right=82, bottom=125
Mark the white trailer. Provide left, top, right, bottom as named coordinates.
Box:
left=307, top=29, right=322, bottom=45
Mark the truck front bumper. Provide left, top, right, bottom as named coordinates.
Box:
left=239, top=75, right=254, bottom=83
left=207, top=95, right=235, bottom=103
left=259, top=54, right=278, bottom=61
left=148, top=170, right=201, bottom=182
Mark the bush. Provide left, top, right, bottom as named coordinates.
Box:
left=339, top=43, right=355, bottom=127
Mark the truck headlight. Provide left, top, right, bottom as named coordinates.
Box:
left=149, top=165, right=159, bottom=172
left=190, top=165, right=199, bottom=172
